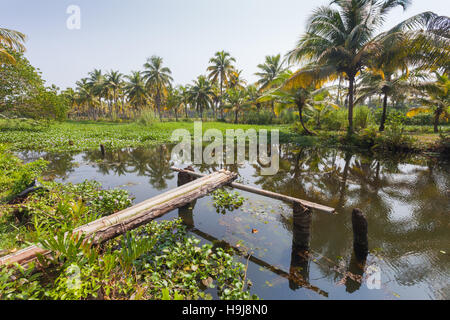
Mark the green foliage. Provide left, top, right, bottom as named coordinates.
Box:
left=212, top=189, right=245, bottom=215
left=26, top=87, right=70, bottom=121
left=1, top=220, right=257, bottom=300
left=0, top=144, right=48, bottom=200
left=137, top=109, right=158, bottom=126
left=241, top=110, right=274, bottom=125
left=0, top=51, right=44, bottom=113
left=354, top=106, right=374, bottom=130
left=321, top=109, right=348, bottom=131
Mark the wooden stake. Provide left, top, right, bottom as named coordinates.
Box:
left=352, top=208, right=368, bottom=261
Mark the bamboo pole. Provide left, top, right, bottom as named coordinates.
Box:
left=170, top=167, right=336, bottom=214
left=0, top=170, right=237, bottom=267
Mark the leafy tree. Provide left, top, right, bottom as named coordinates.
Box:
left=0, top=51, right=43, bottom=112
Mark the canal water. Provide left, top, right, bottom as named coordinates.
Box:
left=18, top=145, right=450, bottom=300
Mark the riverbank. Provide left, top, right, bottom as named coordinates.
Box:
left=0, top=119, right=447, bottom=156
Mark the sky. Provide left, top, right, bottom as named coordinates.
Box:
left=1, top=0, right=449, bottom=89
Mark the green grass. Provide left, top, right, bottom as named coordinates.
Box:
left=0, top=120, right=314, bottom=152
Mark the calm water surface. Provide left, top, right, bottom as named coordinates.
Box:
left=18, top=145, right=450, bottom=300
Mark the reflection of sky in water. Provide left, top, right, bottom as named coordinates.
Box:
left=16, top=146, right=450, bottom=300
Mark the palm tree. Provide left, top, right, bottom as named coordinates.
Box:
left=105, top=70, right=123, bottom=117
left=189, top=75, right=213, bottom=120
left=223, top=87, right=250, bottom=124
left=63, top=88, right=78, bottom=118
left=143, top=56, right=173, bottom=120
left=255, top=54, right=287, bottom=116
left=260, top=71, right=332, bottom=135
left=166, top=87, right=182, bottom=121
left=87, top=69, right=106, bottom=116
left=75, top=79, right=98, bottom=119
left=407, top=72, right=449, bottom=133
left=228, top=69, right=247, bottom=90
left=178, top=85, right=191, bottom=118
left=0, top=27, right=26, bottom=64
left=286, top=0, right=412, bottom=133
left=207, top=51, right=236, bottom=119
left=255, top=54, right=286, bottom=90
left=357, top=13, right=450, bottom=131
left=124, top=71, right=147, bottom=116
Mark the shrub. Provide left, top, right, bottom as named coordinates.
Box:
left=322, top=109, right=348, bottom=131
left=241, top=110, right=274, bottom=125
left=354, top=106, right=374, bottom=130
left=137, top=110, right=158, bottom=126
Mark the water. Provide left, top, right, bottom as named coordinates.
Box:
left=18, top=145, right=450, bottom=300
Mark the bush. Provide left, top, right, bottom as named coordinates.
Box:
left=322, top=109, right=348, bottom=131
left=137, top=109, right=158, bottom=126
left=354, top=106, right=374, bottom=130
left=241, top=110, right=274, bottom=125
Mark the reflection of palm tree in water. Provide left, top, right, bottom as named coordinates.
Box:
left=141, top=145, right=174, bottom=190
left=289, top=203, right=312, bottom=290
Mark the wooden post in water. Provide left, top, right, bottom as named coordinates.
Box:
left=351, top=208, right=369, bottom=261
left=289, top=202, right=312, bottom=289
left=100, top=144, right=106, bottom=158
left=177, top=166, right=196, bottom=187
left=177, top=166, right=197, bottom=228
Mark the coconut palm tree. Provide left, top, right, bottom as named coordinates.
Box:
left=189, top=75, right=213, bottom=120
left=178, top=85, right=191, bottom=118
left=143, top=56, right=173, bottom=120
left=207, top=51, right=236, bottom=119
left=357, top=13, right=450, bottom=131
left=255, top=54, right=287, bottom=116
left=124, top=71, right=147, bottom=116
left=228, top=69, right=247, bottom=90
left=0, top=27, right=26, bottom=64
left=75, top=79, right=98, bottom=119
left=407, top=72, right=449, bottom=133
left=166, top=87, right=182, bottom=121
left=105, top=70, right=123, bottom=117
left=286, top=0, right=412, bottom=133
left=255, top=54, right=286, bottom=91
left=223, top=87, right=251, bottom=124
left=260, top=71, right=333, bottom=135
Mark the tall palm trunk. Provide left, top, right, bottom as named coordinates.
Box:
left=434, top=109, right=442, bottom=133
left=379, top=92, right=388, bottom=132
left=297, top=104, right=313, bottom=135
left=347, top=75, right=355, bottom=134
left=156, top=88, right=162, bottom=121
left=220, top=76, right=224, bottom=119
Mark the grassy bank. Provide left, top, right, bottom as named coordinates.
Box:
left=0, top=119, right=315, bottom=153
left=0, top=119, right=447, bottom=155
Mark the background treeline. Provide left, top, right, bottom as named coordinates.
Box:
left=1, top=0, right=449, bottom=135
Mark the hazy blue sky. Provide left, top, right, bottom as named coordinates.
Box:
left=1, top=0, right=449, bottom=89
